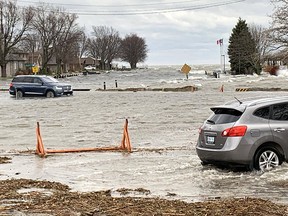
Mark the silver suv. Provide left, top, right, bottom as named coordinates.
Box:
left=196, top=96, right=288, bottom=171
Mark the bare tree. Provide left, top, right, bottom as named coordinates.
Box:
left=86, top=37, right=98, bottom=66
left=120, top=33, right=147, bottom=69
left=268, top=0, right=288, bottom=58
left=19, top=33, right=40, bottom=53
left=87, top=26, right=120, bottom=70
left=78, top=30, right=88, bottom=58
left=249, top=24, right=271, bottom=65
left=32, top=4, right=69, bottom=73
left=53, top=13, right=82, bottom=74
left=105, top=30, right=121, bottom=69
left=18, top=33, right=41, bottom=64
left=0, top=0, right=34, bottom=77
left=78, top=30, right=88, bottom=70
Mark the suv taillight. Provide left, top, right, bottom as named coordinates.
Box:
left=222, top=126, right=247, bottom=137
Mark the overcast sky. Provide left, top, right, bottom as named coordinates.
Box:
left=19, top=0, right=273, bottom=66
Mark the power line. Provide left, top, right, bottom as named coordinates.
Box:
left=18, top=0, right=204, bottom=8
left=18, top=0, right=246, bottom=15
left=73, top=0, right=246, bottom=15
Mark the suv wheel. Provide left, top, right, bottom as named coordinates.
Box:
left=201, top=160, right=209, bottom=166
left=46, top=90, right=55, bottom=98
left=254, top=146, right=282, bottom=171
left=16, top=90, right=24, bottom=98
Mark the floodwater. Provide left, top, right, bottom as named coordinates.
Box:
left=1, top=65, right=288, bottom=204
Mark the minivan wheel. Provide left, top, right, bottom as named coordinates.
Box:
left=16, top=90, right=24, bottom=98
left=254, top=146, right=282, bottom=171
left=46, top=90, right=55, bottom=98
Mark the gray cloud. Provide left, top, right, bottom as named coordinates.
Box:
left=19, top=0, right=272, bottom=66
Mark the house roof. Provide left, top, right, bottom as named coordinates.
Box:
left=81, top=56, right=100, bottom=65
left=6, top=53, right=27, bottom=61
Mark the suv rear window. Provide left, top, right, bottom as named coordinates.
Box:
left=208, top=108, right=242, bottom=124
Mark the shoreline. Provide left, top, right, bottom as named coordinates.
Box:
left=1, top=157, right=288, bottom=215
left=1, top=178, right=287, bottom=215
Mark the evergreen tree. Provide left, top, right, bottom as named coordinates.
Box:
left=228, top=18, right=259, bottom=74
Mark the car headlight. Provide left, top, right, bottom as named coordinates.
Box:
left=54, top=86, right=63, bottom=91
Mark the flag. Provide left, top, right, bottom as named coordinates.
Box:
left=217, top=38, right=223, bottom=45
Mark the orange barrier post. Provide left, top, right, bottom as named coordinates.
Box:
left=220, top=84, right=224, bottom=92
left=121, top=119, right=131, bottom=152
left=120, top=120, right=126, bottom=150
left=35, top=119, right=132, bottom=156
left=36, top=122, right=46, bottom=157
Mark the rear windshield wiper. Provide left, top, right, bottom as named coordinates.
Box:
left=206, top=119, right=215, bottom=124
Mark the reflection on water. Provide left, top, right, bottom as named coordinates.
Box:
left=1, top=66, right=288, bottom=203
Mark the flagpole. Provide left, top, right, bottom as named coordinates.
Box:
left=220, top=41, right=222, bottom=73
left=220, top=39, right=223, bottom=73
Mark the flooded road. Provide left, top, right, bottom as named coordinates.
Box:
left=1, top=66, right=288, bottom=204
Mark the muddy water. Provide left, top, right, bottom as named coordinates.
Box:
left=1, top=67, right=288, bottom=203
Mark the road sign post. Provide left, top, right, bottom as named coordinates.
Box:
left=180, top=64, right=191, bottom=79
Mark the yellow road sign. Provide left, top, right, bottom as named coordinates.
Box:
left=181, top=64, right=191, bottom=74
left=32, top=66, right=39, bottom=73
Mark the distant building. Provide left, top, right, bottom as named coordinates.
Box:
left=2, top=50, right=103, bottom=77
left=263, top=50, right=288, bottom=67
left=27, top=51, right=82, bottom=74
left=3, top=49, right=29, bottom=77
left=81, top=57, right=100, bottom=69
left=27, top=51, right=42, bottom=67
left=262, top=52, right=288, bottom=75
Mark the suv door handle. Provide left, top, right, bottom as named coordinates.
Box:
left=274, top=128, right=286, bottom=132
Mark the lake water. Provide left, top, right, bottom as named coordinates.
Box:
left=1, top=65, right=288, bottom=204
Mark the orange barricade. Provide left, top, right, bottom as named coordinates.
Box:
left=36, top=119, right=132, bottom=157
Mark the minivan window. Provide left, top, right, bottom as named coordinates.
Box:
left=272, top=103, right=288, bottom=121
left=33, top=78, right=42, bottom=84
left=13, top=77, right=23, bottom=82
left=42, top=76, right=59, bottom=83
left=208, top=108, right=242, bottom=124
left=253, top=106, right=270, bottom=119
left=23, top=77, right=33, bottom=83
